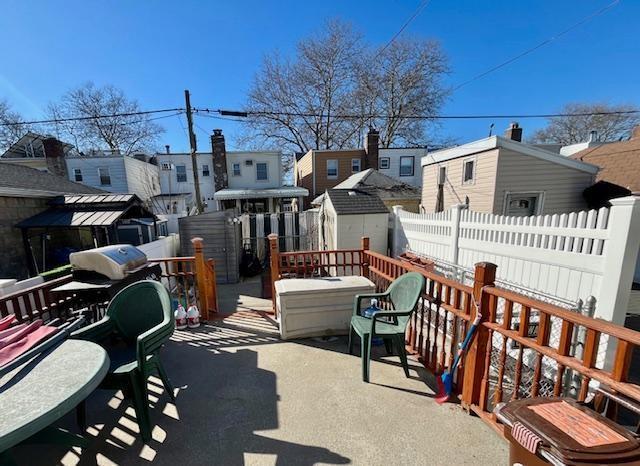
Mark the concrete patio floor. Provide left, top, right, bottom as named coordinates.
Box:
left=11, top=278, right=507, bottom=465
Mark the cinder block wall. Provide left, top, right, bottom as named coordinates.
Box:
left=0, top=196, right=48, bottom=279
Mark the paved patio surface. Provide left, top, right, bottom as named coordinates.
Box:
left=11, top=278, right=507, bottom=465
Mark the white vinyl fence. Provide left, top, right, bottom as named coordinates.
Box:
left=391, top=196, right=640, bottom=325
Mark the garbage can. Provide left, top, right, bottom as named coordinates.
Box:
left=495, top=397, right=640, bottom=465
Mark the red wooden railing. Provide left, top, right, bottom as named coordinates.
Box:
left=0, top=275, right=78, bottom=323
left=269, top=235, right=640, bottom=434
left=2, top=237, right=218, bottom=324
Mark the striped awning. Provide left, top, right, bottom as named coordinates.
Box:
left=16, top=208, right=127, bottom=228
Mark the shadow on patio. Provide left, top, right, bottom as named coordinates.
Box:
left=10, top=282, right=506, bottom=466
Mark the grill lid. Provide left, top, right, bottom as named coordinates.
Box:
left=69, top=245, right=148, bottom=280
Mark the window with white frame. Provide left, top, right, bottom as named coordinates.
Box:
left=327, top=159, right=338, bottom=179
left=351, top=158, right=361, bottom=173
left=399, top=156, right=414, bottom=176
left=463, top=159, right=475, bottom=184
left=202, top=164, right=210, bottom=177
left=98, top=167, right=111, bottom=186
left=176, top=165, right=187, bottom=183
left=438, top=165, right=447, bottom=185
left=73, top=168, right=83, bottom=182
left=379, top=157, right=390, bottom=169
left=232, top=163, right=241, bottom=176
left=256, top=162, right=268, bottom=181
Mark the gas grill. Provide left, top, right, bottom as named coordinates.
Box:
left=51, top=245, right=162, bottom=321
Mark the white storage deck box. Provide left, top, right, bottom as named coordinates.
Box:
left=275, top=276, right=375, bottom=340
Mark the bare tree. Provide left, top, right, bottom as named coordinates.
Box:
left=530, top=102, right=640, bottom=144
left=0, top=100, right=32, bottom=152
left=243, top=20, right=449, bottom=153
left=47, top=82, right=164, bottom=154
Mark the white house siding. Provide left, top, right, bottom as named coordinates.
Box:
left=122, top=157, right=160, bottom=201
left=492, top=148, right=594, bottom=215
left=156, top=153, right=216, bottom=212
left=226, top=152, right=282, bottom=189
left=378, top=148, right=424, bottom=188
left=65, top=156, right=128, bottom=194
left=421, top=148, right=499, bottom=213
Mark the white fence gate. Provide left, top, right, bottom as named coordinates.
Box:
left=391, top=196, right=640, bottom=325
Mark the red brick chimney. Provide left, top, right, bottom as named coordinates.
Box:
left=504, top=122, right=523, bottom=142
left=211, top=129, right=228, bottom=191
left=365, top=127, right=379, bottom=169
left=42, top=137, right=68, bottom=178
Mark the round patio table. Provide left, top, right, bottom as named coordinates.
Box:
left=0, top=339, right=109, bottom=453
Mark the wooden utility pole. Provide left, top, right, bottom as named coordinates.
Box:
left=184, top=89, right=203, bottom=213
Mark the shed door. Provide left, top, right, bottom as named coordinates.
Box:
left=505, top=194, right=539, bottom=216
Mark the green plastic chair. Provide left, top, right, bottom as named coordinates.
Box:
left=72, top=280, right=175, bottom=442
left=348, top=272, right=425, bottom=383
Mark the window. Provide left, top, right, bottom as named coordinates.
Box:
left=351, top=158, right=361, bottom=173
left=399, top=156, right=414, bottom=176
left=327, top=159, right=338, bottom=179
left=379, top=157, right=390, bottom=169
left=202, top=164, right=210, bottom=177
left=256, top=162, right=268, bottom=181
left=438, top=166, right=447, bottom=185
left=73, top=168, right=83, bottom=182
left=463, top=159, right=475, bottom=184
left=245, top=159, right=253, bottom=166
left=176, top=165, right=187, bottom=183
left=98, top=167, right=111, bottom=186
left=233, top=163, right=241, bottom=177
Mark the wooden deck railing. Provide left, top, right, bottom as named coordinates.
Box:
left=0, top=275, right=78, bottom=323
left=1, top=237, right=218, bottom=324
left=269, top=235, right=640, bottom=433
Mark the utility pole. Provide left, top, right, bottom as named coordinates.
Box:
left=185, top=89, right=203, bottom=214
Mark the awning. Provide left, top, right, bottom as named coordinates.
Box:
left=214, top=187, right=309, bottom=201
left=16, top=208, right=127, bottom=228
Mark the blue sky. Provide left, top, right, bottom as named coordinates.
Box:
left=1, top=0, right=638, bottom=152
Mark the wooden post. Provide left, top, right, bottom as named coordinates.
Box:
left=461, top=262, right=497, bottom=410
left=268, top=233, right=280, bottom=313
left=361, top=236, right=370, bottom=279
left=207, top=258, right=218, bottom=315
left=191, top=237, right=209, bottom=320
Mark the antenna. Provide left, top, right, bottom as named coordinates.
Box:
left=488, top=123, right=495, bottom=137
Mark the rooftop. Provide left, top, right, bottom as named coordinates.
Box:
left=11, top=279, right=506, bottom=465
left=325, top=188, right=389, bottom=215
left=0, top=163, right=104, bottom=197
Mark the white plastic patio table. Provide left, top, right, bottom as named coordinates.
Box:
left=0, top=339, right=109, bottom=453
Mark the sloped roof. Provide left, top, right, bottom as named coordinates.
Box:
left=325, top=189, right=388, bottom=215
left=0, top=163, right=104, bottom=196
left=570, top=137, right=640, bottom=192
left=421, top=136, right=599, bottom=174
left=334, top=168, right=420, bottom=198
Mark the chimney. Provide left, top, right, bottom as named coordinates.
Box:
left=588, top=130, right=598, bottom=142
left=211, top=129, right=228, bottom=191
left=165, top=144, right=170, bottom=154
left=504, top=122, right=522, bottom=142
left=364, top=127, right=379, bottom=169
left=42, top=137, right=68, bottom=178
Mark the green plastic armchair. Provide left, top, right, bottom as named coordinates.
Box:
left=72, top=280, right=175, bottom=442
left=348, top=272, right=425, bottom=383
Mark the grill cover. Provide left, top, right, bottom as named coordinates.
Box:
left=69, top=245, right=147, bottom=280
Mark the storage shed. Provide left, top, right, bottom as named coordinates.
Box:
left=319, top=189, right=389, bottom=255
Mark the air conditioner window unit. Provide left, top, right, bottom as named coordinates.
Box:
left=245, top=160, right=253, bottom=166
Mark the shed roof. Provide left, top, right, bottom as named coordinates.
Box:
left=325, top=189, right=388, bottom=215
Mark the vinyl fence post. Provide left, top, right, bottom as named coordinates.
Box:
left=450, top=203, right=467, bottom=266
left=391, top=205, right=403, bottom=258
left=597, top=195, right=640, bottom=325
left=461, top=261, right=497, bottom=410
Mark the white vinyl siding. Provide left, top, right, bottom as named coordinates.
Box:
left=378, top=148, right=423, bottom=187
left=226, top=151, right=282, bottom=189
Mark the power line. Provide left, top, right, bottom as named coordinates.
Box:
left=378, top=0, right=432, bottom=55
left=0, top=107, right=184, bottom=127
left=453, top=0, right=620, bottom=90
left=193, top=107, right=640, bottom=121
